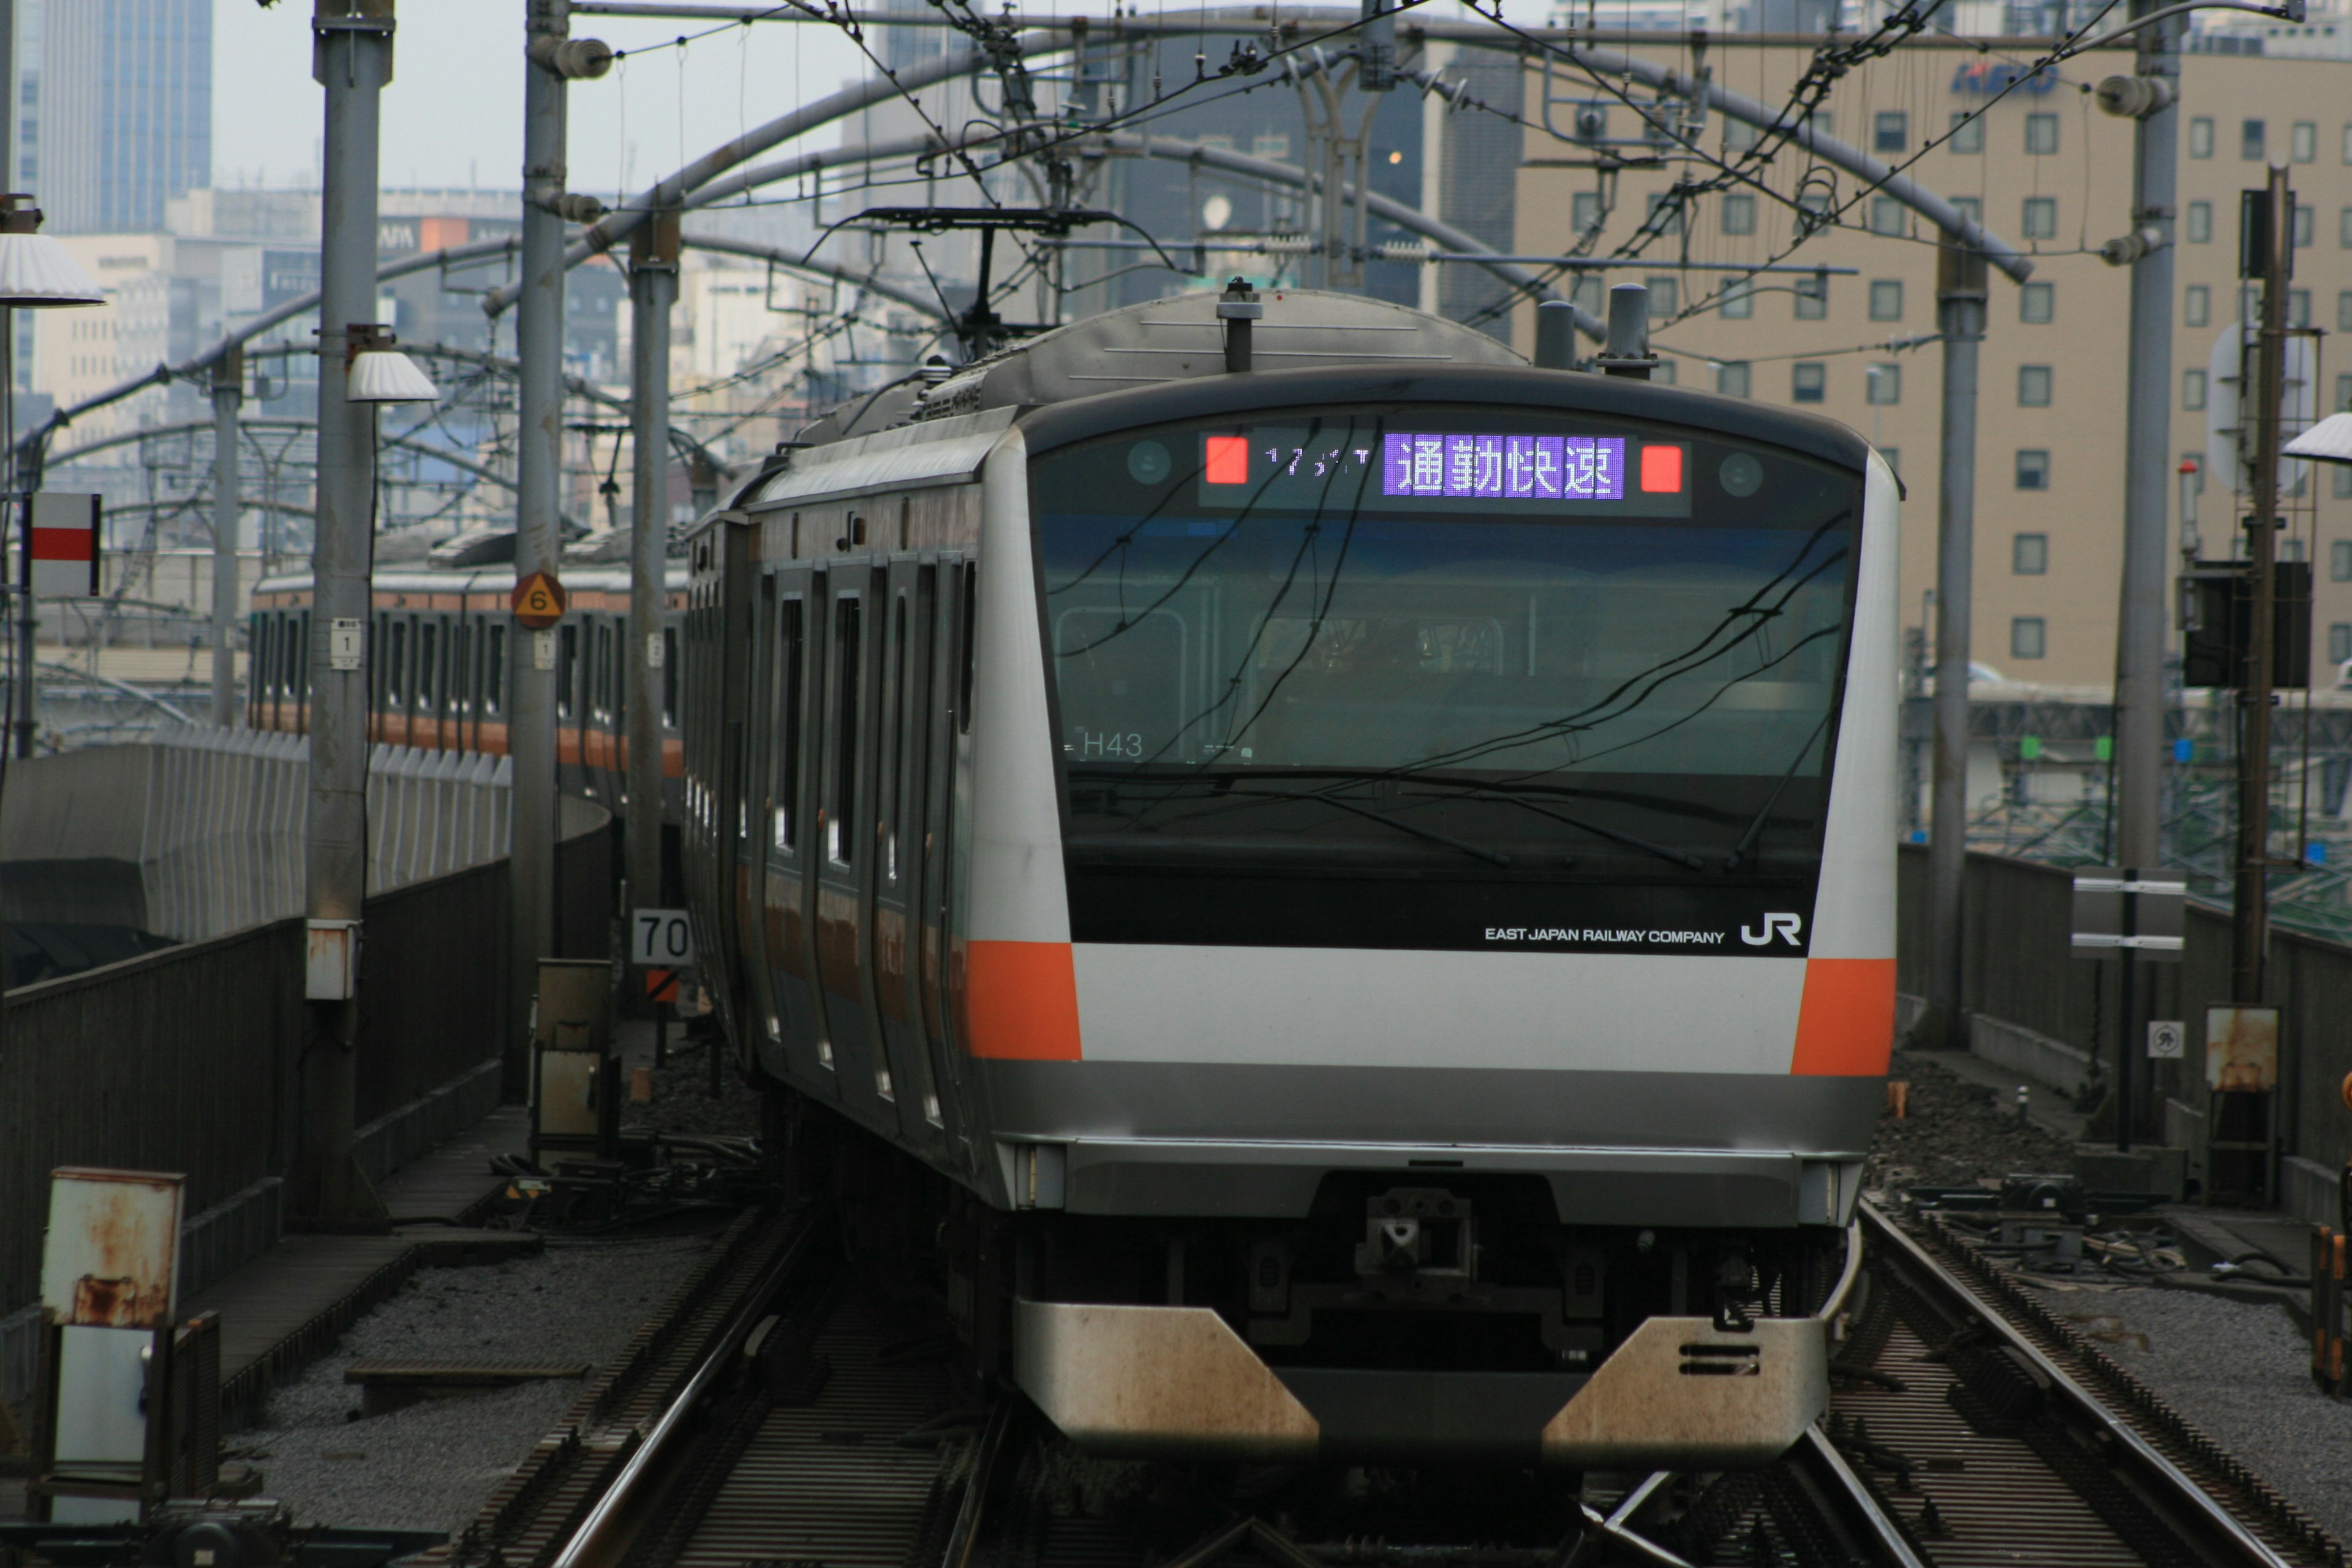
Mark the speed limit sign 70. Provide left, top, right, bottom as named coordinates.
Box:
left=631, top=908, right=695, bottom=967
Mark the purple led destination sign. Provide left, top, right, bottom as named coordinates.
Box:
left=1382, top=433, right=1626, bottom=501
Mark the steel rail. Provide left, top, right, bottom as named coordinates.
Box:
left=546, top=1207, right=827, bottom=1568
left=1792, top=1425, right=1934, bottom=1568
left=1858, top=1199, right=2297, bottom=1567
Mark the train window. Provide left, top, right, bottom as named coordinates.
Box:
left=388, top=620, right=409, bottom=709
left=899, top=497, right=911, bottom=551
left=557, top=624, right=578, bottom=718
left=887, top=594, right=908, bottom=881
left=295, top=613, right=309, bottom=707
left=773, top=600, right=804, bottom=851
left=418, top=623, right=438, bottom=715
left=484, top=624, right=505, bottom=715
left=957, top=565, right=976, bottom=735
left=662, top=628, right=679, bottom=726
left=1030, top=406, right=1861, bottom=881
left=827, top=595, right=861, bottom=865
left=453, top=624, right=472, bottom=715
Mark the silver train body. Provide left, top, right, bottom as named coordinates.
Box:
left=682, top=288, right=1901, bottom=1469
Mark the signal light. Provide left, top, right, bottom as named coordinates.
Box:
left=1639, top=445, right=1684, bottom=493
left=1204, top=436, right=1250, bottom=485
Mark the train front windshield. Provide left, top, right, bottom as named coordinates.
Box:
left=1030, top=407, right=1864, bottom=938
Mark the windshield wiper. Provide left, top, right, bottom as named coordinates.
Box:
left=1426, top=785, right=1711, bottom=873
left=1232, top=788, right=1512, bottom=867
left=1718, top=711, right=1834, bottom=873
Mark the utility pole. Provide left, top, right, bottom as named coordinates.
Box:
left=2097, top=9, right=2182, bottom=1145
left=2233, top=165, right=2292, bottom=1002
left=211, top=347, right=243, bottom=727
left=293, top=0, right=394, bottom=1227
left=626, top=211, right=677, bottom=920
left=513, top=1, right=609, bottom=1088
left=1923, top=238, right=1986, bottom=1052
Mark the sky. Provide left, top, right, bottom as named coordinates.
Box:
left=209, top=2, right=888, bottom=196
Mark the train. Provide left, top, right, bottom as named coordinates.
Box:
left=249, top=283, right=1897, bottom=1471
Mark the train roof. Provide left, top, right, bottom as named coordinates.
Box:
left=748, top=288, right=1875, bottom=511
left=252, top=562, right=692, bottom=597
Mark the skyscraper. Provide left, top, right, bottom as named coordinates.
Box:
left=40, top=0, right=211, bottom=233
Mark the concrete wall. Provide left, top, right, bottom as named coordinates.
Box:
left=0, top=726, right=528, bottom=942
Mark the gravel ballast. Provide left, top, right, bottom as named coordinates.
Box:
left=1868, top=1047, right=2079, bottom=1189
left=239, top=1229, right=720, bottom=1533
left=2060, top=1285, right=2352, bottom=1548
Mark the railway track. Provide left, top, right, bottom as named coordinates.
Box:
left=434, top=1196, right=2343, bottom=1568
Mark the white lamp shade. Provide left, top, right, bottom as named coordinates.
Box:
left=2283, top=412, right=2352, bottom=466
left=0, top=230, right=102, bottom=305
left=347, top=349, right=439, bottom=404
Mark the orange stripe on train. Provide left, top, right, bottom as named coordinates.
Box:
left=1789, top=957, right=1897, bottom=1076
left=961, top=940, right=1083, bottom=1061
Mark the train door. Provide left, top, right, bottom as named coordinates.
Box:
left=871, top=558, right=947, bottom=1147
left=918, top=556, right=974, bottom=1153
left=735, top=575, right=781, bottom=1074
left=418, top=618, right=442, bottom=750
left=813, top=562, right=890, bottom=1125
left=763, top=574, right=831, bottom=1095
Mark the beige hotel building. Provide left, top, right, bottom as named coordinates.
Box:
left=1503, top=37, right=2352, bottom=690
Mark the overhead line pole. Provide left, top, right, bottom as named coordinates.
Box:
left=627, top=211, right=677, bottom=929
left=513, top=1, right=610, bottom=1090
left=211, top=347, right=243, bottom=728
left=292, top=0, right=394, bottom=1228
left=1924, top=238, right=1986, bottom=1054
left=2105, top=4, right=2182, bottom=1141
left=2233, top=164, right=2292, bottom=1003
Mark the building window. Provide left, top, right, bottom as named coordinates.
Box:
left=2339, top=372, right=2352, bottom=412
left=1716, top=361, right=1751, bottom=398
left=2341, top=207, right=2352, bottom=248
left=1866, top=364, right=1901, bottom=405
left=2022, top=197, right=2057, bottom=239
left=2015, top=533, right=2049, bottom=575
left=2339, top=467, right=2352, bottom=500
left=2332, top=624, right=2352, bottom=665
left=1645, top=192, right=1685, bottom=236
left=2293, top=121, right=2318, bottom=163
left=1725, top=118, right=1758, bottom=153
left=2016, top=450, right=2051, bottom=490
left=2345, top=124, right=2352, bottom=163
left=2190, top=117, right=2214, bottom=158
left=1572, top=191, right=1603, bottom=235
left=2187, top=285, right=2211, bottom=328
left=1869, top=196, right=1904, bottom=236
left=2243, top=118, right=2266, bottom=160
left=2011, top=617, right=2048, bottom=660
left=1721, top=279, right=1754, bottom=318
left=1650, top=359, right=1677, bottom=386
left=1644, top=276, right=1679, bottom=317
left=2026, top=113, right=2059, bottom=155
left=2332, top=540, right=2352, bottom=582
left=1875, top=110, right=1909, bottom=153
left=1721, top=192, right=1756, bottom=235
left=2018, top=365, right=2052, bottom=407
left=2184, top=369, right=2207, bottom=410
left=1953, top=195, right=1981, bottom=225
left=2339, top=292, right=2352, bottom=333
left=2020, top=281, right=2054, bottom=323
left=2295, top=204, right=2315, bottom=248
left=1792, top=362, right=1826, bottom=403
left=1794, top=274, right=1828, bottom=320
left=2188, top=201, right=2212, bottom=244
left=1950, top=111, right=1984, bottom=154
left=2291, top=288, right=2312, bottom=328
left=1869, top=279, right=1903, bottom=321
left=1881, top=448, right=1901, bottom=475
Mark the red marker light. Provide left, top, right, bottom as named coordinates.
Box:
left=1204, top=435, right=1250, bottom=485
left=1639, top=444, right=1684, bottom=494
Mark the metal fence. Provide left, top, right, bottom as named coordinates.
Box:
left=1897, top=843, right=2352, bottom=1218
left=0, top=806, right=612, bottom=1351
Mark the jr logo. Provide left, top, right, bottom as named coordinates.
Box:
left=1741, top=913, right=1804, bottom=946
